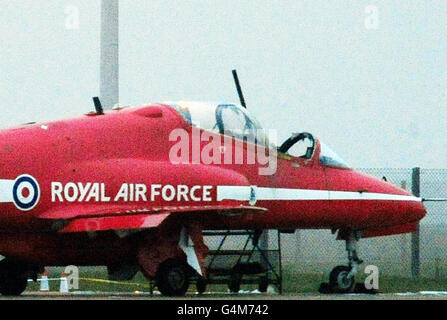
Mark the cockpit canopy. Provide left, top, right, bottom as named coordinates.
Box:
left=168, top=102, right=270, bottom=146
left=167, top=101, right=350, bottom=169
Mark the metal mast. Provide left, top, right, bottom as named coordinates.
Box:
left=100, top=0, right=119, bottom=109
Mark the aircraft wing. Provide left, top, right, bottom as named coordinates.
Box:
left=58, top=212, right=171, bottom=233
left=38, top=203, right=267, bottom=234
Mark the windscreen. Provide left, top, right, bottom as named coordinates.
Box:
left=319, top=142, right=350, bottom=168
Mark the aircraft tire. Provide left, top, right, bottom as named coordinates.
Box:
left=155, top=259, right=190, bottom=296
left=228, top=272, right=242, bottom=293
left=0, top=262, right=28, bottom=296
left=329, top=265, right=355, bottom=293
left=196, top=277, right=207, bottom=294
left=258, top=276, right=269, bottom=293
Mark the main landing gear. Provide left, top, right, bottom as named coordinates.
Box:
left=155, top=259, right=191, bottom=297
left=328, top=231, right=363, bottom=293
left=0, top=259, right=35, bottom=296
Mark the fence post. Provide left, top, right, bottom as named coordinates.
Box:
left=411, top=167, right=421, bottom=279
left=295, top=230, right=302, bottom=260
left=259, top=230, right=269, bottom=268
left=400, top=181, right=408, bottom=265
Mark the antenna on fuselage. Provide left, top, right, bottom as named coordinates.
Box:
left=232, top=69, right=247, bottom=108
left=92, top=97, right=104, bottom=115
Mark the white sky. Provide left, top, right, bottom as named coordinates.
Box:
left=0, top=0, right=446, bottom=168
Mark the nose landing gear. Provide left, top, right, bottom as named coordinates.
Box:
left=328, top=231, right=363, bottom=293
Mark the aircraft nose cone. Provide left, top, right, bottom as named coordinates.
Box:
left=406, top=194, right=426, bottom=222
left=332, top=170, right=427, bottom=227
left=371, top=181, right=426, bottom=225
left=373, top=181, right=427, bottom=226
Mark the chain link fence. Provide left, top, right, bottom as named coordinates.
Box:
left=418, top=169, right=447, bottom=278
left=201, top=168, right=447, bottom=292
left=277, top=168, right=447, bottom=279
left=38, top=168, right=446, bottom=293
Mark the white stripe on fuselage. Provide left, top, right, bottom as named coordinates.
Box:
left=0, top=179, right=14, bottom=203
left=216, top=186, right=421, bottom=202
left=0, top=182, right=421, bottom=205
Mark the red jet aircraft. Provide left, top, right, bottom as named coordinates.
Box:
left=0, top=100, right=425, bottom=296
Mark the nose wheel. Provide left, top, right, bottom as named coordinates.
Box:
left=328, top=231, right=363, bottom=293
left=329, top=266, right=355, bottom=293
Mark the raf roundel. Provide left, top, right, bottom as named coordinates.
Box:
left=12, top=174, right=40, bottom=211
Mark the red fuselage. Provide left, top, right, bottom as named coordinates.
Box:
left=0, top=103, right=426, bottom=266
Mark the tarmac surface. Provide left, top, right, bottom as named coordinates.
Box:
left=1, top=291, right=447, bottom=300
